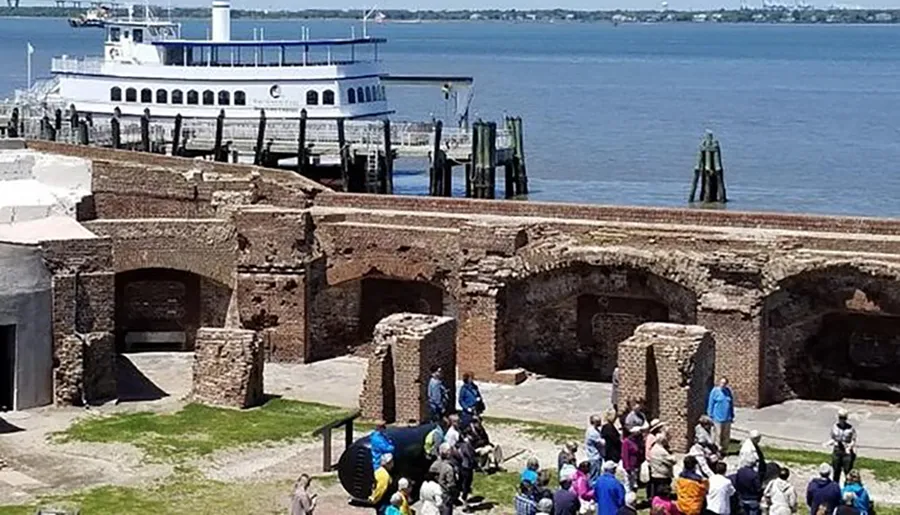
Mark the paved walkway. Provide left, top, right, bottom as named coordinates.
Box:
left=47, top=353, right=900, bottom=460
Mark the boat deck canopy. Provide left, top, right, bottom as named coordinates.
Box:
left=152, top=37, right=387, bottom=48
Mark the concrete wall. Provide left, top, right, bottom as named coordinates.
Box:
left=0, top=242, right=53, bottom=410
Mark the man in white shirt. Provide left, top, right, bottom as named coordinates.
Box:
left=444, top=414, right=461, bottom=448
left=706, top=461, right=736, bottom=515
left=739, top=430, right=763, bottom=470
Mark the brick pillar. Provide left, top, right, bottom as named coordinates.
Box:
left=359, top=340, right=395, bottom=422
left=648, top=324, right=716, bottom=452
left=698, top=309, right=763, bottom=408
left=82, top=332, right=117, bottom=404
left=192, top=328, right=264, bottom=408
left=617, top=336, right=658, bottom=417
left=358, top=313, right=457, bottom=423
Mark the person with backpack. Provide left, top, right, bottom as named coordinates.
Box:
left=807, top=463, right=842, bottom=515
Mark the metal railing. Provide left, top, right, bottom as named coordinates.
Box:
left=51, top=57, right=105, bottom=74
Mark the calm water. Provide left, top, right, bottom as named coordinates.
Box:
left=2, top=18, right=900, bottom=216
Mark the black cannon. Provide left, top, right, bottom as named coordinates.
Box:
left=338, top=423, right=436, bottom=502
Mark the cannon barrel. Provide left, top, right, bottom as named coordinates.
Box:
left=338, top=423, right=436, bottom=501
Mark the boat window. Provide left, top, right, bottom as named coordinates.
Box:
left=125, top=87, right=136, bottom=102
left=109, top=27, right=120, bottom=42
left=347, top=88, right=356, bottom=104
left=172, top=89, right=183, bottom=104
left=133, top=29, right=143, bottom=43
left=323, top=90, right=335, bottom=105
left=356, top=87, right=364, bottom=103
left=187, top=90, right=198, bottom=105
left=365, top=86, right=372, bottom=103
left=156, top=89, right=167, bottom=104
left=110, top=86, right=122, bottom=102
left=306, top=90, right=318, bottom=106
left=218, top=91, right=230, bottom=106
left=140, top=88, right=152, bottom=103
left=234, top=91, right=246, bottom=106
left=381, top=86, right=386, bottom=101
left=202, top=90, right=214, bottom=105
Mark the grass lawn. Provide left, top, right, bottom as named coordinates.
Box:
left=0, top=472, right=343, bottom=515
left=54, top=398, right=351, bottom=461
left=485, top=416, right=582, bottom=444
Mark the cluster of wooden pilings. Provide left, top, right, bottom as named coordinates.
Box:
left=7, top=103, right=529, bottom=200
left=429, top=117, right=528, bottom=200
left=689, top=131, right=728, bottom=204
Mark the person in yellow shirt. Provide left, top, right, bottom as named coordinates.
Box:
left=397, top=477, right=412, bottom=515
left=370, top=453, right=395, bottom=515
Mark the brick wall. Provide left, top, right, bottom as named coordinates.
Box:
left=358, top=313, right=457, bottom=423
left=698, top=310, right=762, bottom=408
left=619, top=323, right=715, bottom=452
left=192, top=327, right=264, bottom=409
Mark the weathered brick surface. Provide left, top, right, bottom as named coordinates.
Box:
left=359, top=313, right=457, bottom=423
left=82, top=332, right=117, bottom=404
left=619, top=323, right=715, bottom=452
left=25, top=144, right=900, bottom=409
left=192, top=328, right=264, bottom=409
left=359, top=339, right=395, bottom=422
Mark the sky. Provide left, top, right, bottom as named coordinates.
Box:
left=168, top=0, right=891, bottom=12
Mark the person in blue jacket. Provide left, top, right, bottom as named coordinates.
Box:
left=842, top=470, right=872, bottom=515
left=594, top=460, right=625, bottom=515
left=458, top=372, right=485, bottom=428
left=369, top=420, right=396, bottom=473
left=706, top=377, right=735, bottom=452
left=807, top=463, right=842, bottom=515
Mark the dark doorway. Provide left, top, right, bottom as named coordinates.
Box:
left=0, top=325, right=15, bottom=411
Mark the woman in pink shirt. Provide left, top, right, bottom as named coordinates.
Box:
left=570, top=461, right=595, bottom=514
left=652, top=484, right=682, bottom=515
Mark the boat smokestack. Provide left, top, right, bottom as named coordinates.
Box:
left=211, top=0, right=231, bottom=42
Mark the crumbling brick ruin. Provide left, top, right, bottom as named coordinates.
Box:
left=619, top=323, right=715, bottom=452
left=191, top=328, right=264, bottom=409
left=13, top=141, right=900, bottom=409
left=360, top=313, right=457, bottom=423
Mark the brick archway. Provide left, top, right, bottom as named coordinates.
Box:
left=114, top=267, right=232, bottom=352
left=308, top=259, right=457, bottom=362
left=500, top=257, right=699, bottom=381
left=761, top=261, right=900, bottom=404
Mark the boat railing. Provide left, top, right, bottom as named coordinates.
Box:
left=51, top=57, right=105, bottom=74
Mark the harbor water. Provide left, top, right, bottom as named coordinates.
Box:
left=1, top=18, right=899, bottom=216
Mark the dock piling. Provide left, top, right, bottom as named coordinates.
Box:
left=297, top=109, right=307, bottom=175
left=77, top=120, right=89, bottom=145
left=172, top=114, right=183, bottom=156
left=508, top=116, right=529, bottom=195
left=382, top=119, right=393, bottom=194
left=213, top=109, right=225, bottom=162
left=7, top=108, right=19, bottom=138
left=689, top=130, right=728, bottom=204
left=253, top=109, right=266, bottom=166
left=337, top=118, right=350, bottom=192
left=110, top=115, right=121, bottom=149
left=429, top=120, right=445, bottom=196
left=140, top=108, right=150, bottom=153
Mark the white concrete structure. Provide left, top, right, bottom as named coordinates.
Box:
left=0, top=149, right=92, bottom=223
left=25, top=1, right=391, bottom=120
left=0, top=145, right=96, bottom=411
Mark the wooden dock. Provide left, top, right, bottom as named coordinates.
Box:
left=0, top=104, right=528, bottom=199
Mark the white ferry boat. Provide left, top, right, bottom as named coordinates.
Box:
left=41, top=0, right=391, bottom=120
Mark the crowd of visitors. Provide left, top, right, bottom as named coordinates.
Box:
left=500, top=375, right=873, bottom=515
left=365, top=368, right=502, bottom=515
left=351, top=368, right=872, bottom=515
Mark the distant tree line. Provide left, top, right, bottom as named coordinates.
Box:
left=0, top=5, right=897, bottom=24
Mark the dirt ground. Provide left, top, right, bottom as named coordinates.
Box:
left=1, top=352, right=899, bottom=513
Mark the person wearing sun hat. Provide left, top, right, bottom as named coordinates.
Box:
left=645, top=419, right=666, bottom=456
left=828, top=408, right=857, bottom=484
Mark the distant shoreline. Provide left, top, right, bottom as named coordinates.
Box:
left=2, top=6, right=900, bottom=25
